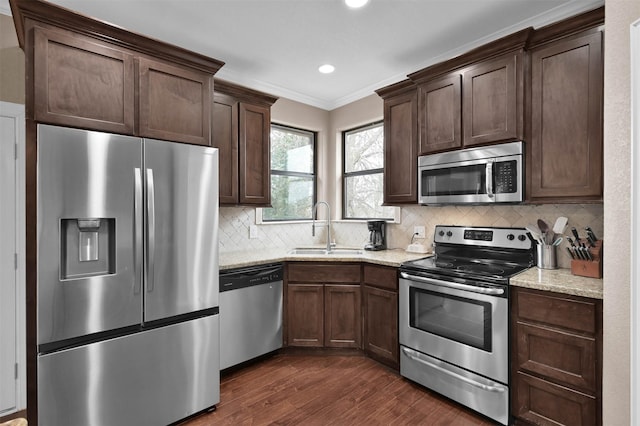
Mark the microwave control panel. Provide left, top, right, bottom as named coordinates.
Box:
left=494, top=160, right=517, bottom=194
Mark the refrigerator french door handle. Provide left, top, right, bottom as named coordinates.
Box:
left=134, top=168, right=143, bottom=294
left=146, top=168, right=156, bottom=293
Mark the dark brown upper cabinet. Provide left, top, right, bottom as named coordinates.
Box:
left=138, top=58, right=212, bottom=146
left=527, top=8, right=604, bottom=203
left=212, top=79, right=278, bottom=206
left=32, top=25, right=136, bottom=135
left=408, top=28, right=530, bottom=156
left=462, top=51, right=522, bottom=146
left=417, top=73, right=462, bottom=154
left=18, top=0, right=223, bottom=145
left=376, top=80, right=418, bottom=204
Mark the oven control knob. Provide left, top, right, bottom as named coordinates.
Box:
left=438, top=230, right=445, bottom=237
left=446, top=231, right=453, bottom=237
left=507, top=234, right=515, bottom=241
left=518, top=234, right=527, bottom=242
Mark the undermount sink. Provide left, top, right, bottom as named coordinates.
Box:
left=287, top=248, right=364, bottom=256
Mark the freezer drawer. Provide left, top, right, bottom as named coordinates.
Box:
left=38, top=315, right=220, bottom=426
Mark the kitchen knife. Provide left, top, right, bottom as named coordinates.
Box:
left=571, top=227, right=581, bottom=243
left=566, top=247, right=576, bottom=259
left=567, top=237, right=584, bottom=259
left=586, top=227, right=598, bottom=244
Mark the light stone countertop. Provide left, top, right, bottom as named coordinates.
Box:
left=220, top=247, right=603, bottom=300
left=510, top=267, right=603, bottom=299
left=220, top=247, right=432, bottom=270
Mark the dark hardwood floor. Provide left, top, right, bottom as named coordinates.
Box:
left=181, top=350, right=496, bottom=425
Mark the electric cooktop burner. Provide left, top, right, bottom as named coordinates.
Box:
left=401, top=225, right=536, bottom=284
left=456, top=263, right=505, bottom=276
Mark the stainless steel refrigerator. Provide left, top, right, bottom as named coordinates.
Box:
left=36, top=124, right=219, bottom=425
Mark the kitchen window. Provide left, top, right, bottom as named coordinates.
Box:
left=343, top=122, right=395, bottom=220
left=261, top=124, right=316, bottom=221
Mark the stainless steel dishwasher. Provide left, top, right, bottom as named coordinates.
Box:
left=219, top=263, right=283, bottom=370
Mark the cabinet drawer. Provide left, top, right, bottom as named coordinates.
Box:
left=515, top=289, right=597, bottom=335
left=362, top=264, right=397, bottom=291
left=516, top=322, right=596, bottom=393
left=287, top=263, right=361, bottom=284
left=514, top=371, right=597, bottom=426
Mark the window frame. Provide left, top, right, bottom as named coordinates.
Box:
left=341, top=120, right=393, bottom=221
left=261, top=123, right=317, bottom=223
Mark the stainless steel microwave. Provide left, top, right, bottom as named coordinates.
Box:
left=418, top=141, right=524, bottom=205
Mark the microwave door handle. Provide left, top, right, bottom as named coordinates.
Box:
left=486, top=160, right=494, bottom=198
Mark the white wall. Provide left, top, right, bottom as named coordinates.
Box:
left=603, top=1, right=640, bottom=425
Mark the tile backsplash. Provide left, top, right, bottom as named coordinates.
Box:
left=219, top=204, right=603, bottom=269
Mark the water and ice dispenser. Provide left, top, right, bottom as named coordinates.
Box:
left=60, top=218, right=115, bottom=280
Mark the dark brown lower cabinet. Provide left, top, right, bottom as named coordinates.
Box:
left=362, top=264, right=399, bottom=369
left=286, top=284, right=324, bottom=347
left=324, top=285, right=361, bottom=348
left=511, top=287, right=602, bottom=426
left=515, top=371, right=597, bottom=426
left=363, top=285, right=398, bottom=369
left=285, top=262, right=361, bottom=349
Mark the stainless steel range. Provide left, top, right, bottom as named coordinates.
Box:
left=399, top=225, right=534, bottom=426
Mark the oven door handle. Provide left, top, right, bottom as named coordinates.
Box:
left=400, top=272, right=504, bottom=295
left=401, top=347, right=507, bottom=393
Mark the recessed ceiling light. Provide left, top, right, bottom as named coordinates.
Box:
left=318, top=64, right=335, bottom=74
left=345, top=0, right=369, bottom=8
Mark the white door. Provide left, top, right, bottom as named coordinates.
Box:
left=0, top=101, right=25, bottom=416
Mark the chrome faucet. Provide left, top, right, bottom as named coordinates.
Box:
left=312, top=201, right=333, bottom=252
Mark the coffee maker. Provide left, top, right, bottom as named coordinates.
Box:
left=364, top=220, right=386, bottom=251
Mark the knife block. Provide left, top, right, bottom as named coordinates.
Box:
left=570, top=239, right=602, bottom=278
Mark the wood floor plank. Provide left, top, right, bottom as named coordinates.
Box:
left=179, top=351, right=496, bottom=426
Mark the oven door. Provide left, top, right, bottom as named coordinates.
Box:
left=399, top=271, right=508, bottom=383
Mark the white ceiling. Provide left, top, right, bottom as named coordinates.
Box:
left=2, top=0, right=603, bottom=110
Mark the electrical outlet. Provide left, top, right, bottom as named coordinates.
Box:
left=249, top=225, right=258, bottom=239
left=413, top=226, right=425, bottom=239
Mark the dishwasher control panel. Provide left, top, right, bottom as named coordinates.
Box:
left=219, top=263, right=283, bottom=292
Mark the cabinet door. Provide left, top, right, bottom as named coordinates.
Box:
left=212, top=93, right=239, bottom=204
left=324, top=285, right=361, bottom=348
left=286, top=284, right=323, bottom=347
left=529, top=31, right=603, bottom=201
left=239, top=103, right=271, bottom=205
left=383, top=90, right=418, bottom=204
left=363, top=285, right=398, bottom=369
left=418, top=73, right=462, bottom=154
left=462, top=52, right=521, bottom=146
left=138, top=57, right=212, bottom=146
left=33, top=26, right=135, bottom=134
